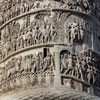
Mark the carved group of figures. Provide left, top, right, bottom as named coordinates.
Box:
left=60, top=51, right=99, bottom=85
left=67, top=22, right=84, bottom=45
left=0, top=12, right=95, bottom=61
left=0, top=0, right=32, bottom=24
left=0, top=0, right=100, bottom=25
left=0, top=8, right=97, bottom=61
left=0, top=14, right=58, bottom=59
left=0, top=51, right=55, bottom=91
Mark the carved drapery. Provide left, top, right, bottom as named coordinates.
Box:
left=0, top=50, right=55, bottom=92
left=0, top=0, right=100, bottom=97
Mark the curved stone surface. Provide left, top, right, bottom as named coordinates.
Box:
left=0, top=0, right=100, bottom=99
left=0, top=87, right=99, bottom=100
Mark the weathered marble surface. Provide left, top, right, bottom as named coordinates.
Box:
left=0, top=86, right=99, bottom=100
left=0, top=0, right=100, bottom=99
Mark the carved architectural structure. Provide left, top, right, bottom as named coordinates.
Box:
left=0, top=0, right=100, bottom=100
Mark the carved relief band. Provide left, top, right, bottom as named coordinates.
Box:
left=0, top=0, right=100, bottom=98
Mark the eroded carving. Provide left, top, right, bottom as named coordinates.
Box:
left=60, top=50, right=99, bottom=86
left=0, top=50, right=55, bottom=92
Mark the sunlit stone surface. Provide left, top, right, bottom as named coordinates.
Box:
left=0, top=0, right=100, bottom=100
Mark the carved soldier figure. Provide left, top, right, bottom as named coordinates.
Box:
left=79, top=23, right=84, bottom=40
left=87, top=66, right=94, bottom=84
left=34, top=52, right=40, bottom=73
left=15, top=56, right=22, bottom=75
left=21, top=17, right=27, bottom=31
left=81, top=58, right=88, bottom=81
left=0, top=13, right=3, bottom=25
left=34, top=27, right=42, bottom=44
left=12, top=35, right=17, bottom=52
left=16, top=35, right=20, bottom=50
left=76, top=57, right=83, bottom=79
left=76, top=0, right=82, bottom=11
left=30, top=19, right=38, bottom=44
left=21, top=56, right=27, bottom=74
left=22, top=31, right=27, bottom=48
left=86, top=54, right=96, bottom=84
left=1, top=28, right=6, bottom=43
left=66, top=1, right=72, bottom=9
left=19, top=31, right=24, bottom=49
left=43, top=25, right=51, bottom=43
left=26, top=27, right=33, bottom=46
left=32, top=1, right=41, bottom=9
left=51, top=26, right=57, bottom=42
left=43, top=52, right=52, bottom=72
left=92, top=66, right=97, bottom=84
left=7, top=58, right=16, bottom=78
left=71, top=0, right=78, bottom=10
left=0, top=51, right=2, bottom=60
left=67, top=22, right=78, bottom=45
left=60, top=53, right=68, bottom=73
left=24, top=2, right=30, bottom=12
left=12, top=5, right=17, bottom=17
left=65, top=54, right=74, bottom=76
left=31, top=53, right=37, bottom=73
left=39, top=52, right=44, bottom=72
left=20, top=3, right=25, bottom=14
left=68, top=22, right=83, bottom=44
left=50, top=53, right=55, bottom=71
left=3, top=40, right=11, bottom=57
left=82, top=0, right=90, bottom=13
left=25, top=55, right=32, bottom=73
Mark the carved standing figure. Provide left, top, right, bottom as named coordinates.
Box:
left=76, top=57, right=83, bottom=79
left=60, top=53, right=68, bottom=73
left=65, top=54, right=74, bottom=76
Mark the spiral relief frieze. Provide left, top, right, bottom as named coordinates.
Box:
left=0, top=0, right=100, bottom=99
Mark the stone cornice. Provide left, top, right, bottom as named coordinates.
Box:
left=61, top=74, right=90, bottom=87
left=0, top=8, right=99, bottom=30
left=0, top=42, right=67, bottom=65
